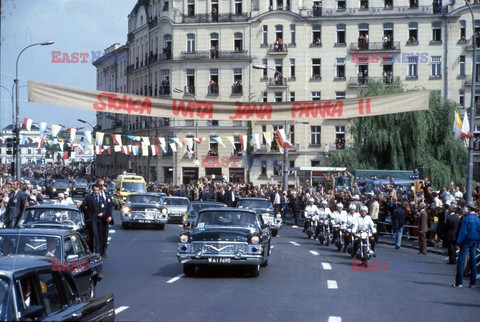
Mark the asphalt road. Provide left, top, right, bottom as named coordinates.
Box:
left=95, top=209, right=480, bottom=322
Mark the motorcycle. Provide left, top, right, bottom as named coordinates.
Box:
left=344, top=225, right=354, bottom=254
left=355, top=230, right=373, bottom=266
left=304, top=213, right=318, bottom=239
left=334, top=223, right=346, bottom=251
left=317, top=217, right=330, bottom=246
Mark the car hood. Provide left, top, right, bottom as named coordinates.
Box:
left=22, top=222, right=79, bottom=230
left=191, top=227, right=256, bottom=242
left=241, top=207, right=273, bottom=215
left=166, top=205, right=188, bottom=212
left=128, top=203, right=164, bottom=209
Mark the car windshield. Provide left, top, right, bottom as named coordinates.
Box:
left=127, top=195, right=162, bottom=204
left=0, top=277, right=13, bottom=321
left=237, top=200, right=272, bottom=209
left=74, top=179, right=88, bottom=185
left=0, top=234, right=61, bottom=259
left=121, top=182, right=145, bottom=192
left=164, top=198, right=189, bottom=206
left=53, top=180, right=70, bottom=187
left=196, top=211, right=258, bottom=228
left=190, top=204, right=226, bottom=217
left=19, top=208, right=83, bottom=227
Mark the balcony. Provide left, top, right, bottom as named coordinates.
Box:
left=465, top=75, right=480, bottom=86
left=267, top=77, right=287, bottom=88
left=231, top=84, right=243, bottom=95
left=465, top=37, right=480, bottom=51
left=179, top=50, right=249, bottom=61
left=208, top=85, right=219, bottom=95
left=347, top=76, right=400, bottom=87
left=312, top=6, right=322, bottom=17
left=350, top=41, right=400, bottom=52
left=127, top=32, right=134, bottom=43
left=182, top=13, right=249, bottom=23
left=309, top=5, right=433, bottom=17
left=148, top=17, right=158, bottom=29
left=184, top=86, right=195, bottom=95
left=126, top=64, right=135, bottom=73
left=268, top=43, right=288, bottom=54
left=159, top=86, right=171, bottom=96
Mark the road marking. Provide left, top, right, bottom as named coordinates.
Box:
left=328, top=316, right=341, bottom=322
left=322, top=262, right=332, bottom=270
left=109, top=230, right=116, bottom=233
left=115, top=306, right=129, bottom=315
left=167, top=274, right=184, bottom=284
left=327, top=280, right=338, bottom=289
left=178, top=225, right=183, bottom=228
left=310, top=250, right=319, bottom=256
left=289, top=241, right=301, bottom=246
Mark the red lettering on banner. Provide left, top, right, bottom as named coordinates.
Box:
left=351, top=52, right=360, bottom=63
left=201, top=155, right=211, bottom=167
left=210, top=157, right=220, bottom=167
left=51, top=51, right=61, bottom=63
left=358, top=98, right=371, bottom=115
left=171, top=100, right=214, bottom=119
left=93, top=93, right=152, bottom=115
left=61, top=52, right=71, bottom=63
left=291, top=101, right=344, bottom=119
left=70, top=52, right=79, bottom=64
left=228, top=103, right=272, bottom=120
left=220, top=156, right=229, bottom=167
left=79, top=53, right=89, bottom=63
left=229, top=157, right=239, bottom=167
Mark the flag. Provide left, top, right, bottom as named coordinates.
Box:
left=461, top=110, right=471, bottom=139
left=127, top=135, right=141, bottom=141
left=63, top=151, right=69, bottom=160
left=172, top=137, right=182, bottom=147
left=37, top=138, right=45, bottom=149
left=70, top=151, right=76, bottom=159
left=112, top=134, right=123, bottom=146
left=24, top=118, right=33, bottom=131
left=69, top=128, right=76, bottom=141
left=263, top=131, right=272, bottom=146
left=194, top=137, right=204, bottom=144
left=95, top=132, right=104, bottom=146
left=212, top=136, right=226, bottom=148
left=58, top=140, right=64, bottom=151
left=95, top=145, right=103, bottom=155
left=142, top=145, right=149, bottom=156
left=132, top=145, right=139, bottom=156
left=185, top=138, right=194, bottom=151
left=240, top=135, right=248, bottom=152
left=252, top=134, right=261, bottom=149
left=142, top=137, right=150, bottom=146
left=159, top=138, right=167, bottom=153
left=114, top=145, right=122, bottom=152
left=225, top=136, right=236, bottom=150
left=151, top=145, right=159, bottom=156
left=453, top=110, right=462, bottom=139
left=275, top=136, right=284, bottom=154
left=169, top=142, right=177, bottom=152
left=39, top=122, right=47, bottom=136
left=51, top=124, right=62, bottom=137
left=84, top=130, right=92, bottom=144
left=275, top=129, right=295, bottom=149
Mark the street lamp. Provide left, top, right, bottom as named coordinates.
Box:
left=15, top=40, right=54, bottom=180
left=465, top=0, right=476, bottom=203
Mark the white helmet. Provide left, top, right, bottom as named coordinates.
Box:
left=349, top=204, right=356, bottom=211
left=322, top=200, right=328, bottom=205
left=58, top=193, right=64, bottom=198
left=308, top=198, right=315, bottom=203
left=360, top=206, right=368, bottom=212
left=337, top=203, right=344, bottom=209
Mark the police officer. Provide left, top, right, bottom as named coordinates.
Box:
left=303, top=198, right=320, bottom=236
left=100, top=182, right=114, bottom=258
left=352, top=206, right=377, bottom=257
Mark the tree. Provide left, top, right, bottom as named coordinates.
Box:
left=327, top=80, right=467, bottom=188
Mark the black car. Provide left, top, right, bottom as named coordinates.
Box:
left=72, top=179, right=89, bottom=197
left=236, top=198, right=282, bottom=237
left=177, top=208, right=272, bottom=277
left=182, top=201, right=227, bottom=230
left=47, top=179, right=73, bottom=198
left=120, top=193, right=169, bottom=229
left=0, top=228, right=103, bottom=299
left=18, top=204, right=93, bottom=251
left=0, top=256, right=114, bottom=321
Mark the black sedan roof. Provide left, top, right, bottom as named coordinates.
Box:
left=0, top=255, right=52, bottom=275
left=190, top=201, right=227, bottom=206
left=197, top=208, right=257, bottom=215
left=26, top=204, right=80, bottom=211
left=0, top=228, right=79, bottom=238
left=237, top=197, right=271, bottom=202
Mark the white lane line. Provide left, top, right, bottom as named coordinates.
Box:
left=178, top=224, right=183, bottom=227
left=167, top=274, right=184, bottom=284
left=327, top=280, right=338, bottom=289
left=328, top=316, right=342, bottom=322
left=109, top=230, right=116, bottom=233
left=289, top=241, right=301, bottom=246
left=115, top=306, right=129, bottom=315
left=322, top=262, right=332, bottom=270
left=107, top=237, right=112, bottom=242
left=310, top=250, right=319, bottom=256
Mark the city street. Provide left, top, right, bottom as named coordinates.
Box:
left=96, top=209, right=480, bottom=322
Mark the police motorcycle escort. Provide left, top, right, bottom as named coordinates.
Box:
left=352, top=206, right=377, bottom=266
left=316, top=200, right=332, bottom=246
left=344, top=204, right=359, bottom=253
left=303, top=198, right=320, bottom=239
left=331, top=203, right=347, bottom=249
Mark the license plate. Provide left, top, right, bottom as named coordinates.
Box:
left=138, top=220, right=152, bottom=223
left=208, top=258, right=231, bottom=264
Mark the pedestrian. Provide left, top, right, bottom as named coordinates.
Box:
left=444, top=204, right=460, bottom=265
left=453, top=201, right=480, bottom=288
left=101, top=182, right=114, bottom=258
left=393, top=202, right=405, bottom=249
left=3, top=181, right=27, bottom=228
left=417, top=202, right=428, bottom=255
left=280, top=191, right=289, bottom=222
left=79, top=184, right=104, bottom=255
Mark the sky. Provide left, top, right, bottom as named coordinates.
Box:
left=0, top=0, right=133, bottom=130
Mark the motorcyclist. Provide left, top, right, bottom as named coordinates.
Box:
left=315, top=200, right=333, bottom=239
left=303, top=198, right=320, bottom=237
left=352, top=205, right=377, bottom=258
left=344, top=204, right=359, bottom=252
left=331, top=203, right=347, bottom=243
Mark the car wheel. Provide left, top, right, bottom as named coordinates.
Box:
left=88, top=279, right=96, bottom=299
left=271, top=230, right=278, bottom=237
left=261, top=259, right=269, bottom=267
left=183, top=264, right=195, bottom=277
left=122, top=222, right=129, bottom=230
left=157, top=224, right=165, bottom=230
left=250, top=265, right=260, bottom=277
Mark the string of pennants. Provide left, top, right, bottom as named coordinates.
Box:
left=12, top=118, right=295, bottom=158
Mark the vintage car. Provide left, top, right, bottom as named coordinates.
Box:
left=120, top=193, right=169, bottom=229
left=0, top=256, right=114, bottom=321
left=47, top=179, right=73, bottom=198
left=236, top=198, right=282, bottom=237
left=72, top=178, right=89, bottom=197
left=163, top=197, right=191, bottom=223
left=177, top=208, right=272, bottom=277
left=0, top=228, right=103, bottom=299
left=18, top=204, right=93, bottom=251
left=182, top=201, right=227, bottom=230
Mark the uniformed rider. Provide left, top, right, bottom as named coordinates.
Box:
left=352, top=205, right=377, bottom=257
left=344, top=204, right=359, bottom=252
left=303, top=198, right=320, bottom=235
left=331, top=203, right=347, bottom=242
left=315, top=200, right=333, bottom=239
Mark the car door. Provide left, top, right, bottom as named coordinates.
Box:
left=64, top=235, right=90, bottom=297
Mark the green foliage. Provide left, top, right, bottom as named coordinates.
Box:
left=327, top=81, right=467, bottom=188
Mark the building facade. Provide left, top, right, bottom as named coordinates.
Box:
left=94, top=0, right=480, bottom=185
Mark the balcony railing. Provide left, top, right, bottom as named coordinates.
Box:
left=148, top=17, right=158, bottom=29
left=208, top=85, right=219, bottom=95
left=179, top=50, right=249, bottom=61
left=465, top=36, right=480, bottom=50
left=182, top=13, right=249, bottom=23
left=268, top=43, right=288, bottom=53
left=159, top=86, right=171, bottom=96
left=126, top=64, right=135, bottom=73
left=311, top=5, right=433, bottom=16
left=349, top=41, right=400, bottom=52
left=268, top=77, right=287, bottom=87
left=231, top=84, right=243, bottom=95
left=465, top=75, right=480, bottom=86
left=348, top=76, right=400, bottom=87
left=312, top=6, right=322, bottom=16
left=184, top=86, right=195, bottom=95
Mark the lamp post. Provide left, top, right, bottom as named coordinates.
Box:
left=15, top=40, right=54, bottom=180
left=77, top=118, right=97, bottom=176
left=465, top=0, right=476, bottom=203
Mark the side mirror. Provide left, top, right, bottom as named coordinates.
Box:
left=22, top=305, right=45, bottom=320
left=66, top=254, right=79, bottom=262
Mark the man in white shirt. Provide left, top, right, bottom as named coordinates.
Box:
left=303, top=198, right=320, bottom=235
left=352, top=206, right=377, bottom=257
left=331, top=203, right=347, bottom=242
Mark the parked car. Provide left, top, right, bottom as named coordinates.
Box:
left=0, top=228, right=103, bottom=299
left=72, top=178, right=89, bottom=197
left=182, top=201, right=227, bottom=230
left=236, top=198, right=282, bottom=237
left=177, top=208, right=272, bottom=277
left=0, top=255, right=114, bottom=321
left=120, top=193, right=169, bottom=229
left=18, top=204, right=93, bottom=251
left=47, top=179, right=73, bottom=199
left=163, top=197, right=190, bottom=223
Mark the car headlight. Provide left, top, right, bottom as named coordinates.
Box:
left=361, top=232, right=368, bottom=239
left=250, top=235, right=260, bottom=244
left=183, top=214, right=188, bottom=221
left=66, top=188, right=69, bottom=192
left=121, top=206, right=130, bottom=214
left=276, top=213, right=282, bottom=218
left=52, top=188, right=57, bottom=192
left=162, top=208, right=167, bottom=214
left=179, top=234, right=189, bottom=243
left=122, top=197, right=126, bottom=200
left=73, top=187, right=76, bottom=190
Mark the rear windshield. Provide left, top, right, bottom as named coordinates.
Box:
left=121, top=182, right=146, bottom=192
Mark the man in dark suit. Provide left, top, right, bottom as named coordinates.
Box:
left=80, top=184, right=104, bottom=255
left=225, top=184, right=237, bottom=207
left=100, top=180, right=114, bottom=258
left=444, top=205, right=460, bottom=264
left=3, top=181, right=27, bottom=228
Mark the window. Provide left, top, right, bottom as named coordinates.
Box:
left=383, top=23, right=394, bottom=44
left=186, top=33, right=195, bottom=52
left=312, top=58, right=321, bottom=79
left=336, top=91, right=346, bottom=99
left=384, top=0, right=393, bottom=9
left=273, top=161, right=282, bottom=176
left=290, top=24, right=296, bottom=45
left=460, top=89, right=465, bottom=108
left=233, top=68, right=243, bottom=94
left=407, top=56, right=418, bottom=78
left=186, top=68, right=195, bottom=94
left=410, top=0, right=418, bottom=8
left=312, top=24, right=322, bottom=45
left=431, top=56, right=442, bottom=78
left=275, top=25, right=284, bottom=44
left=262, top=25, right=268, bottom=46
left=209, top=136, right=219, bottom=156
left=432, top=21, right=442, bottom=44
left=336, top=58, right=346, bottom=80
left=408, top=22, right=418, bottom=44
left=263, top=91, right=268, bottom=102
left=275, top=92, right=283, bottom=102
left=360, top=0, right=369, bottom=9
left=187, top=0, right=195, bottom=16
left=262, top=125, right=267, bottom=144
left=336, top=24, right=346, bottom=45
left=211, top=0, right=219, bottom=21
left=235, top=0, right=243, bottom=15
left=39, top=272, right=64, bottom=313
left=460, top=55, right=466, bottom=77
left=210, top=33, right=219, bottom=48
left=262, top=59, right=268, bottom=79
left=290, top=91, right=295, bottom=102
left=337, top=0, right=346, bottom=9
left=163, top=1, right=169, bottom=11
left=311, top=126, right=321, bottom=145
left=234, top=32, right=243, bottom=51
left=335, top=126, right=346, bottom=150
left=163, top=34, right=172, bottom=59
left=313, top=1, right=322, bottom=16
left=209, top=68, right=219, bottom=94
left=460, top=20, right=466, bottom=42
left=290, top=58, right=295, bottom=79
left=274, top=58, right=283, bottom=81
left=261, top=160, right=267, bottom=176
left=312, top=91, right=321, bottom=101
